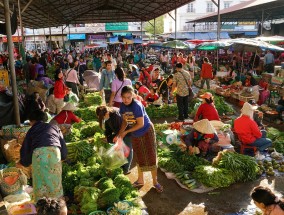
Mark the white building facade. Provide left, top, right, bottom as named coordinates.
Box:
left=163, top=0, right=257, bottom=34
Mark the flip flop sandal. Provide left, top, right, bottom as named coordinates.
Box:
left=154, top=183, right=163, bottom=193
left=132, top=181, right=144, bottom=188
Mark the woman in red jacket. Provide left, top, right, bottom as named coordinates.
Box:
left=194, top=92, right=220, bottom=122
left=201, top=57, right=213, bottom=89
left=50, top=102, right=81, bottom=135
left=234, top=102, right=272, bottom=160
left=54, top=69, right=69, bottom=114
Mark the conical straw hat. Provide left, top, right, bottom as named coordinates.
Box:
left=193, top=119, right=216, bottom=134
left=210, top=120, right=224, bottom=130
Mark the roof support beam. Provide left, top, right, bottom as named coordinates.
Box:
left=21, top=0, right=34, bottom=14
left=167, top=12, right=175, bottom=21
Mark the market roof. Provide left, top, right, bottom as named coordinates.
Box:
left=0, top=0, right=194, bottom=29
left=187, top=0, right=284, bottom=23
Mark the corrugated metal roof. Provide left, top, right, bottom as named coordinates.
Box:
left=188, top=0, right=283, bottom=23
left=0, top=0, right=194, bottom=28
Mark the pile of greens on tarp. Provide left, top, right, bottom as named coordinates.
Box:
left=158, top=143, right=260, bottom=189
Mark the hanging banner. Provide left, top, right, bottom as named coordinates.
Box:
left=105, top=22, right=128, bottom=31
left=67, top=34, right=86, bottom=40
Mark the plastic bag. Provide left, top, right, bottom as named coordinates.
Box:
left=99, top=138, right=129, bottom=169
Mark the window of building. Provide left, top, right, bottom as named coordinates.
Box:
left=187, top=3, right=195, bottom=13
left=224, top=1, right=231, bottom=8
left=207, top=2, right=214, bottom=12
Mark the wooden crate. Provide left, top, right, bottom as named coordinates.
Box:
left=0, top=69, right=9, bottom=87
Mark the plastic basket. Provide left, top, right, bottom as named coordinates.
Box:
left=116, top=201, right=133, bottom=214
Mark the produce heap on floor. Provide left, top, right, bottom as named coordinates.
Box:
left=61, top=92, right=142, bottom=215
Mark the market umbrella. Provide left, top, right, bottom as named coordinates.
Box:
left=183, top=41, right=196, bottom=50
left=255, top=36, right=284, bottom=45
left=195, top=41, right=232, bottom=51
left=195, top=40, right=232, bottom=70
left=230, top=38, right=284, bottom=72
left=231, top=38, right=284, bottom=52
left=162, top=40, right=191, bottom=50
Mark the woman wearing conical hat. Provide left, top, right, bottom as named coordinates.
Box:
left=180, top=119, right=219, bottom=156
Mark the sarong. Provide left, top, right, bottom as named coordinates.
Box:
left=32, top=146, right=63, bottom=201
left=131, top=124, right=157, bottom=172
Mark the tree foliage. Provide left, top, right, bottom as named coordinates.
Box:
left=144, top=15, right=164, bottom=35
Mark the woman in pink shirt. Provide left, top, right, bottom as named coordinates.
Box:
left=109, top=67, right=132, bottom=108
left=65, top=61, right=80, bottom=96
left=135, top=81, right=150, bottom=99
left=251, top=186, right=284, bottom=215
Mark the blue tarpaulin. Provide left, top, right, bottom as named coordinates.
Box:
left=109, top=36, right=119, bottom=43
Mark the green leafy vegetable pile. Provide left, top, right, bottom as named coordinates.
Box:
left=74, top=105, right=98, bottom=121
left=213, top=151, right=259, bottom=182
left=267, top=127, right=284, bottom=153
left=146, top=104, right=178, bottom=119
left=84, top=92, right=102, bottom=106
left=67, top=140, right=94, bottom=163
left=158, top=144, right=209, bottom=173
left=193, top=165, right=235, bottom=188
left=62, top=91, right=141, bottom=214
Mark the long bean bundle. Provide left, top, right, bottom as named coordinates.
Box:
left=214, top=151, right=259, bottom=182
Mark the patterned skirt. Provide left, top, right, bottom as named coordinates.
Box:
left=131, top=124, right=157, bottom=172
left=32, top=146, right=63, bottom=201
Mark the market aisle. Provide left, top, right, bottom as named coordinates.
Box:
left=127, top=163, right=284, bottom=214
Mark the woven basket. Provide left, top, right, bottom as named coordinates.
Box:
left=0, top=138, right=21, bottom=163
left=0, top=167, right=27, bottom=197
left=2, top=125, right=30, bottom=138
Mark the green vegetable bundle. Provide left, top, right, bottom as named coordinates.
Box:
left=80, top=121, right=103, bottom=138
left=146, top=104, right=178, bottom=119
left=62, top=162, right=80, bottom=194
left=74, top=105, right=98, bottom=121
left=74, top=186, right=100, bottom=214
left=154, top=123, right=169, bottom=133
left=193, top=165, right=235, bottom=188
left=96, top=177, right=116, bottom=191
left=67, top=140, right=94, bottom=163
left=158, top=157, right=185, bottom=173
left=177, top=153, right=210, bottom=172
left=214, top=151, right=259, bottom=182
left=213, top=96, right=234, bottom=115
left=92, top=133, right=108, bottom=149
left=267, top=127, right=283, bottom=141
left=267, top=127, right=284, bottom=153
left=97, top=187, right=121, bottom=209
left=64, top=127, right=81, bottom=142
left=84, top=92, right=102, bottom=106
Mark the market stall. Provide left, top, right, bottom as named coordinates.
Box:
left=0, top=92, right=147, bottom=215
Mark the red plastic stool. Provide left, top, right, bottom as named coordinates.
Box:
left=240, top=144, right=257, bottom=155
